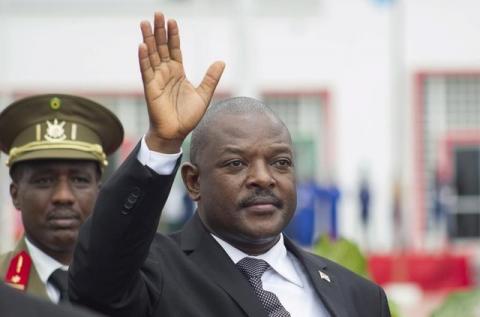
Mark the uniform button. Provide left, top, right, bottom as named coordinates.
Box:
left=121, top=188, right=142, bottom=215
left=131, top=187, right=141, bottom=198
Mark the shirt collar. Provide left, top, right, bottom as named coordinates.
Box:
left=24, top=237, right=68, bottom=283
left=211, top=233, right=303, bottom=287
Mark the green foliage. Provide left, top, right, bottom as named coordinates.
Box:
left=431, top=289, right=480, bottom=317
left=313, top=234, right=369, bottom=278
left=312, top=234, right=401, bottom=317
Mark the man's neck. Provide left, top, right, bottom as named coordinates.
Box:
left=211, top=232, right=285, bottom=261
left=24, top=236, right=72, bottom=265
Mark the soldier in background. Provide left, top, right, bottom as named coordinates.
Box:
left=0, top=94, right=123, bottom=303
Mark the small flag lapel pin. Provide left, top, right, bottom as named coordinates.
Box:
left=318, top=271, right=331, bottom=283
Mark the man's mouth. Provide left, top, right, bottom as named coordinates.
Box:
left=48, top=217, right=80, bottom=229
left=47, top=210, right=81, bottom=229
left=239, top=195, right=283, bottom=213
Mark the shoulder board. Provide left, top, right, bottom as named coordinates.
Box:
left=4, top=250, right=32, bottom=291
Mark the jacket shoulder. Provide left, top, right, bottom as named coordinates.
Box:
left=0, top=250, right=17, bottom=276
left=0, top=247, right=34, bottom=292
left=0, top=239, right=29, bottom=279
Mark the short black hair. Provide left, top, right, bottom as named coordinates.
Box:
left=189, top=96, right=286, bottom=164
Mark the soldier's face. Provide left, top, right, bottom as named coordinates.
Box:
left=10, top=160, right=100, bottom=260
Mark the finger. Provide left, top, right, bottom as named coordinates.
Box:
left=140, top=21, right=161, bottom=68
left=167, top=19, right=183, bottom=63
left=196, top=61, right=226, bottom=105
left=154, top=12, right=171, bottom=62
left=138, top=43, right=155, bottom=84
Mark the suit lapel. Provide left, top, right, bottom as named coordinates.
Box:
left=180, top=214, right=268, bottom=317
left=180, top=215, right=351, bottom=317
left=285, top=238, right=349, bottom=317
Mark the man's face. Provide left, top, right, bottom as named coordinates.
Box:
left=10, top=160, right=100, bottom=257
left=192, top=112, right=297, bottom=251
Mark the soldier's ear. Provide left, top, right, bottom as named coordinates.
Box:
left=10, top=182, right=21, bottom=210
left=181, top=162, right=200, bottom=201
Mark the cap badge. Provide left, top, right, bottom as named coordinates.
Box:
left=44, top=118, right=67, bottom=141
left=50, top=97, right=61, bottom=110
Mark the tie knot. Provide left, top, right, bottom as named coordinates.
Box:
left=236, top=257, right=270, bottom=279
left=48, top=268, right=68, bottom=293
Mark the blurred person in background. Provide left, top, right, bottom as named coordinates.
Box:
left=358, top=176, right=371, bottom=250
left=69, top=12, right=390, bottom=317
left=0, top=94, right=123, bottom=304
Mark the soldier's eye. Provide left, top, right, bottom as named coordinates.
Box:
left=32, top=177, right=54, bottom=186
left=71, top=176, right=91, bottom=184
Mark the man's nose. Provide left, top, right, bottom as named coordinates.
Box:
left=246, top=162, right=275, bottom=189
left=51, top=179, right=75, bottom=204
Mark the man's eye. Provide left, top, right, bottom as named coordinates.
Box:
left=273, top=159, right=292, bottom=168
left=32, top=177, right=54, bottom=185
left=226, top=160, right=244, bottom=168
left=72, top=176, right=90, bottom=184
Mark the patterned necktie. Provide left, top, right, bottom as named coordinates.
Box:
left=236, top=257, right=291, bottom=317
left=48, top=268, right=69, bottom=303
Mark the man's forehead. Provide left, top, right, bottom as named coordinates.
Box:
left=16, top=159, right=98, bottom=172
left=189, top=98, right=292, bottom=164
left=218, top=142, right=294, bottom=155
left=209, top=111, right=287, bottom=134
left=205, top=114, right=292, bottom=150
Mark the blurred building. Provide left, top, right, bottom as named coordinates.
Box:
left=0, top=0, right=479, bottom=261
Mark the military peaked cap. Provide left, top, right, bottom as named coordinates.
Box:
left=0, top=94, right=124, bottom=168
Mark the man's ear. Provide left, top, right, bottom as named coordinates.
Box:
left=10, top=182, right=20, bottom=210
left=181, top=162, right=201, bottom=201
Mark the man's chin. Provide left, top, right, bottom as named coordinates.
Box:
left=49, top=231, right=78, bottom=249
left=243, top=219, right=285, bottom=240
left=238, top=228, right=282, bottom=245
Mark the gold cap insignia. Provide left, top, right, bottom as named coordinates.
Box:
left=50, top=97, right=61, bottom=110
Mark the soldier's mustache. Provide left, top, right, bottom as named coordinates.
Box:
left=47, top=208, right=80, bottom=220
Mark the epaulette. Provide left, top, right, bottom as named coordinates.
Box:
left=4, top=251, right=32, bottom=290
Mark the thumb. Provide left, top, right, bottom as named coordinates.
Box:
left=196, top=61, right=225, bottom=105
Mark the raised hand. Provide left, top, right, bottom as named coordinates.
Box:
left=139, top=12, right=225, bottom=153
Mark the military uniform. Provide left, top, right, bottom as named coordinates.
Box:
left=0, top=94, right=123, bottom=301
left=0, top=238, right=48, bottom=299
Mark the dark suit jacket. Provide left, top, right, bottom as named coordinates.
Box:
left=0, top=282, right=99, bottom=317
left=69, top=145, right=390, bottom=317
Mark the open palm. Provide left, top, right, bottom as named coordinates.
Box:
left=139, top=12, right=225, bottom=147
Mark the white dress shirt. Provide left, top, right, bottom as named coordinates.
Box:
left=137, top=136, right=182, bottom=173
left=138, top=136, right=330, bottom=316
left=25, top=238, right=68, bottom=303
left=212, top=234, right=329, bottom=317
